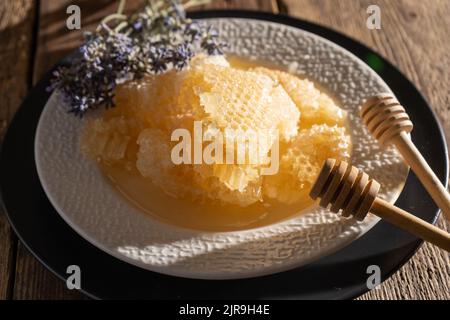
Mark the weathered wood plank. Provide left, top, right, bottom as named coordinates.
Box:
left=0, top=0, right=37, bottom=300
left=281, top=0, right=450, bottom=300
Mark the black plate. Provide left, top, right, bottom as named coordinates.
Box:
left=1, top=11, right=448, bottom=300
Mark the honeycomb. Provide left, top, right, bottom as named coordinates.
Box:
left=81, top=55, right=351, bottom=207
left=196, top=65, right=300, bottom=141
left=263, top=125, right=352, bottom=204
left=252, top=67, right=347, bottom=128
left=136, top=128, right=202, bottom=198
left=81, top=117, right=142, bottom=163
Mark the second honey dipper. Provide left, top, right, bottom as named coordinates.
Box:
left=361, top=94, right=450, bottom=221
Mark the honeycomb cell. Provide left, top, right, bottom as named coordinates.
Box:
left=263, top=125, right=352, bottom=204
left=252, top=67, right=347, bottom=128
left=81, top=55, right=351, bottom=207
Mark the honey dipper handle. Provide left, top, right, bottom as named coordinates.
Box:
left=392, top=131, right=450, bottom=221
left=371, top=198, right=450, bottom=252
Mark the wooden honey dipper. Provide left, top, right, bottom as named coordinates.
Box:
left=310, top=159, right=450, bottom=252
left=361, top=93, right=450, bottom=221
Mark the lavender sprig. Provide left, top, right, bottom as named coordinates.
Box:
left=49, top=0, right=226, bottom=116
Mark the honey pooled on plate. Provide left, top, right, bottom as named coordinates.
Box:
left=81, top=55, right=352, bottom=231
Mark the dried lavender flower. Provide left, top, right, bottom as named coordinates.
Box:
left=49, top=0, right=226, bottom=116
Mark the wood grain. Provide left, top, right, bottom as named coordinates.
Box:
left=280, top=0, right=450, bottom=300
left=0, top=0, right=37, bottom=299
left=2, top=0, right=449, bottom=300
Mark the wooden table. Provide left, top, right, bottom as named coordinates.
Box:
left=0, top=0, right=448, bottom=300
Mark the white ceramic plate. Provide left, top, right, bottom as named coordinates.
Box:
left=35, top=18, right=408, bottom=280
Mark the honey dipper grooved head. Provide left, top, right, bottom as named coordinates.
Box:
left=310, top=159, right=381, bottom=221
left=360, top=93, right=413, bottom=146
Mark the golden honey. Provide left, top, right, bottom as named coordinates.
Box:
left=82, top=55, right=352, bottom=231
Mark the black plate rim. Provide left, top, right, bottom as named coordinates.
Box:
left=1, top=10, right=448, bottom=300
